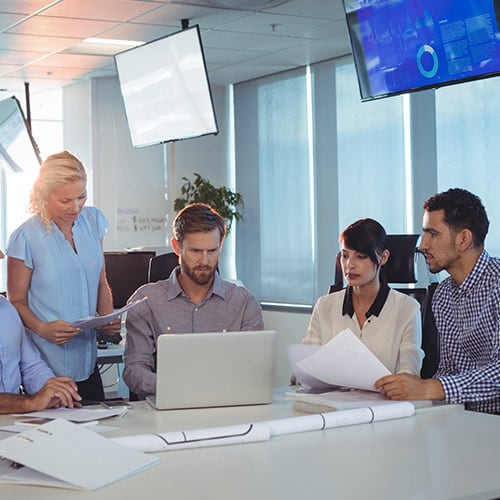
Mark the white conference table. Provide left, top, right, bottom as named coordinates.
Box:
left=0, top=391, right=499, bottom=500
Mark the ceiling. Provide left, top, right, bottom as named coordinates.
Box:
left=0, top=0, right=352, bottom=100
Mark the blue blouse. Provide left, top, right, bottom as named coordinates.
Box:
left=7, top=206, right=108, bottom=381
left=0, top=296, right=54, bottom=394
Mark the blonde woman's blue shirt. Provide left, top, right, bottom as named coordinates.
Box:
left=6, top=206, right=108, bottom=381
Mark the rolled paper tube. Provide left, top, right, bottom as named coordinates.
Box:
left=111, top=402, right=414, bottom=452
left=111, top=423, right=270, bottom=452
left=266, top=402, right=415, bottom=436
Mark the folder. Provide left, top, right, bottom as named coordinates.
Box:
left=0, top=419, right=159, bottom=490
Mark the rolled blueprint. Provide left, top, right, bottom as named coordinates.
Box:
left=111, top=422, right=270, bottom=452
left=266, top=401, right=415, bottom=435
left=110, top=402, right=414, bottom=453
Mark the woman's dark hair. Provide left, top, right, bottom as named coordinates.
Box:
left=340, top=218, right=388, bottom=266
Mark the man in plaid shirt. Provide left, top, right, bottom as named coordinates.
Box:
left=375, top=188, right=500, bottom=414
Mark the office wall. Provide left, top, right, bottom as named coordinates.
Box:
left=263, top=309, right=310, bottom=386
left=63, top=76, right=229, bottom=256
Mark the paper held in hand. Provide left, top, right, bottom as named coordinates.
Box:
left=290, top=328, right=391, bottom=391
left=71, top=296, right=148, bottom=329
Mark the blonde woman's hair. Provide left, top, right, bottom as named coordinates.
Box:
left=29, top=150, right=87, bottom=230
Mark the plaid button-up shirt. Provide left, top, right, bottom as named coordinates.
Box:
left=433, top=250, right=500, bottom=414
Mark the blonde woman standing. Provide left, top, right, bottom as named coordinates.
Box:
left=6, top=151, right=120, bottom=401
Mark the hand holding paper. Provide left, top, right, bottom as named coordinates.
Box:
left=71, top=296, right=147, bottom=329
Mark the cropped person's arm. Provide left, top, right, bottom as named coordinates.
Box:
left=123, top=301, right=157, bottom=397
left=436, top=358, right=500, bottom=404
left=19, top=328, right=56, bottom=394
left=7, top=256, right=80, bottom=345
left=375, top=373, right=445, bottom=400
left=0, top=377, right=81, bottom=415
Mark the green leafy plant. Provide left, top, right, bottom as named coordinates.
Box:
left=174, top=173, right=244, bottom=234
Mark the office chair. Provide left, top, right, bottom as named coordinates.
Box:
left=105, top=251, right=156, bottom=308
left=148, top=252, right=179, bottom=283
left=329, top=234, right=439, bottom=379
left=102, top=251, right=155, bottom=346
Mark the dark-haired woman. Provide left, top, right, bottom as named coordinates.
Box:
left=303, top=218, right=423, bottom=375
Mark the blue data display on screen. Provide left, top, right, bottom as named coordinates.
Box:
left=346, top=0, right=500, bottom=99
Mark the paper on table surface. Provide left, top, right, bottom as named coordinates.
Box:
left=0, top=419, right=159, bottom=490
left=71, top=296, right=148, bottom=329
left=296, top=328, right=391, bottom=392
left=17, top=406, right=127, bottom=422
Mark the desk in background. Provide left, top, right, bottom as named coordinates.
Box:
left=0, top=394, right=499, bottom=500
left=97, top=344, right=126, bottom=399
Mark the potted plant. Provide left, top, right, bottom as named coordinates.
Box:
left=174, top=173, right=244, bottom=233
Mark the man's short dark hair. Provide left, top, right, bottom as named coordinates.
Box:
left=423, top=188, right=489, bottom=247
left=173, top=203, right=226, bottom=243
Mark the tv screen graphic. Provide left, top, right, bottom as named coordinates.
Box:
left=0, top=96, right=41, bottom=174
left=343, top=0, right=500, bottom=101
left=114, top=25, right=218, bottom=148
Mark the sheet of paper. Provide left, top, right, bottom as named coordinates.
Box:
left=17, top=406, right=127, bottom=422
left=287, top=344, right=335, bottom=389
left=296, top=328, right=391, bottom=391
left=0, top=419, right=159, bottom=490
left=70, top=296, right=147, bottom=329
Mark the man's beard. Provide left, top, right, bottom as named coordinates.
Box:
left=182, top=263, right=216, bottom=285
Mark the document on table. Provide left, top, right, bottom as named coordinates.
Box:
left=0, top=419, right=159, bottom=490
left=294, top=328, right=391, bottom=391
left=17, top=406, right=127, bottom=422
left=70, top=296, right=147, bottom=329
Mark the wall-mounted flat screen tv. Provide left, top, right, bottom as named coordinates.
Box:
left=114, top=25, right=218, bottom=148
left=343, top=0, right=500, bottom=101
left=0, top=96, right=41, bottom=174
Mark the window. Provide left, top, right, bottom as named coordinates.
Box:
left=234, top=68, right=313, bottom=305
left=336, top=61, right=407, bottom=233
left=436, top=78, right=500, bottom=257
left=234, top=59, right=408, bottom=306
left=0, top=88, right=62, bottom=290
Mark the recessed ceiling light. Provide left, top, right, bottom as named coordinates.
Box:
left=207, top=0, right=278, bottom=7
left=83, top=38, right=144, bottom=47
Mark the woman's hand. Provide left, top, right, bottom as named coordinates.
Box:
left=38, top=320, right=81, bottom=345
left=96, top=317, right=122, bottom=336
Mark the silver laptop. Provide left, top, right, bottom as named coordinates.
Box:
left=146, top=330, right=276, bottom=410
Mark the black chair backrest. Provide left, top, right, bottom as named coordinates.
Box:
left=331, top=234, right=420, bottom=292
left=104, top=251, right=155, bottom=308
left=148, top=252, right=179, bottom=283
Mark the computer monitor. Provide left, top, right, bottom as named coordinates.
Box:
left=114, top=25, right=218, bottom=148
left=343, top=0, right=500, bottom=101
